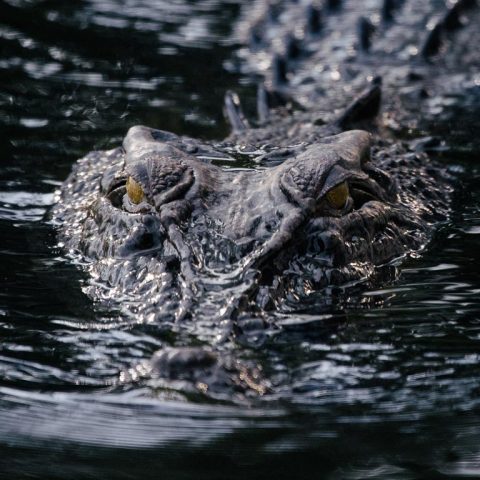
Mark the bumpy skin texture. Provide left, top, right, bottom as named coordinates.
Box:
left=53, top=0, right=479, bottom=395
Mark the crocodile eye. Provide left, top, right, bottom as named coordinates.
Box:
left=126, top=176, right=144, bottom=204
left=325, top=181, right=349, bottom=209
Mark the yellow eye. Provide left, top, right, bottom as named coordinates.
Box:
left=126, top=176, right=144, bottom=204
left=325, top=181, right=349, bottom=209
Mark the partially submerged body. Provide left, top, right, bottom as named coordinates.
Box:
left=53, top=0, right=478, bottom=397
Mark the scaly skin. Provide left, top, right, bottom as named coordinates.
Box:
left=53, top=0, right=479, bottom=397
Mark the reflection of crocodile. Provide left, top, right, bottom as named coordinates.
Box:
left=53, top=0, right=478, bottom=394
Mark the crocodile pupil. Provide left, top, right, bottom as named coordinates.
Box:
left=325, top=181, right=349, bottom=209
left=126, top=176, right=144, bottom=204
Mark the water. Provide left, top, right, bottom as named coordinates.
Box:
left=1, top=1, right=480, bottom=478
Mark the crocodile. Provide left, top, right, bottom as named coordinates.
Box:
left=52, top=0, right=478, bottom=396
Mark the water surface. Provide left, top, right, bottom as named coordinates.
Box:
left=1, top=1, right=480, bottom=478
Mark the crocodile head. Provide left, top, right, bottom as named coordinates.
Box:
left=85, top=124, right=425, bottom=319
left=54, top=122, right=445, bottom=393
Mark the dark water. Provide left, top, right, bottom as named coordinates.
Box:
left=1, top=1, right=480, bottom=478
